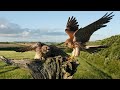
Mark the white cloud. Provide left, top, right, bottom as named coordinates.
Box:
left=22, top=31, right=30, bottom=37
left=0, top=18, right=31, bottom=38
left=0, top=34, right=18, bottom=37
left=0, top=18, right=66, bottom=42
left=0, top=24, right=7, bottom=29
left=0, top=18, right=110, bottom=42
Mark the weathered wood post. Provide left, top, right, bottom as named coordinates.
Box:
left=27, top=56, right=79, bottom=79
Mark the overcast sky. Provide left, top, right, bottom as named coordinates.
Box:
left=0, top=11, right=119, bottom=42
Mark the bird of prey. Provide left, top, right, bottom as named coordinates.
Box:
left=64, top=12, right=114, bottom=59
left=15, top=42, right=69, bottom=60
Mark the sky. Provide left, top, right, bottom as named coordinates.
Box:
left=0, top=11, right=119, bottom=42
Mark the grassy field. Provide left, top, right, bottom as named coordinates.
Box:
left=0, top=61, right=32, bottom=79
left=0, top=42, right=35, bottom=79
left=1, top=50, right=119, bottom=79
left=73, top=52, right=120, bottom=79
left=0, top=51, right=35, bottom=59
left=0, top=35, right=120, bottom=79
left=0, top=51, right=35, bottom=79
left=73, top=35, right=120, bottom=79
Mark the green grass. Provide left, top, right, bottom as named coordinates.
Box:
left=0, top=51, right=35, bottom=60
left=73, top=56, right=112, bottom=79
left=0, top=61, right=32, bottom=79
left=73, top=35, right=120, bottom=79
left=73, top=52, right=120, bottom=79
left=0, top=51, right=35, bottom=79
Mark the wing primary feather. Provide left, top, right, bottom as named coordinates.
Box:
left=102, top=12, right=108, bottom=18
left=107, top=12, right=113, bottom=17
left=74, top=12, right=114, bottom=43
left=65, top=16, right=79, bottom=35
left=71, top=16, right=74, bottom=20
left=67, top=17, right=70, bottom=26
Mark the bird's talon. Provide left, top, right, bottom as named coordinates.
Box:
left=67, top=56, right=75, bottom=61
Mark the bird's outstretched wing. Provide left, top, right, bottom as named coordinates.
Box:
left=15, top=45, right=36, bottom=52
left=74, top=12, right=114, bottom=43
left=65, top=16, right=79, bottom=40
left=84, top=45, right=108, bottom=53
left=15, top=42, right=44, bottom=52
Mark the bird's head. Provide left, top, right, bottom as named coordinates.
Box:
left=41, top=45, right=51, bottom=54
left=32, top=42, right=45, bottom=49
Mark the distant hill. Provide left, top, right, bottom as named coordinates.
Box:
left=73, top=34, right=120, bottom=79
left=98, top=35, right=120, bottom=60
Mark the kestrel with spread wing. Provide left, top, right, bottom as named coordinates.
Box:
left=15, top=42, right=69, bottom=60
left=64, top=12, right=114, bottom=59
